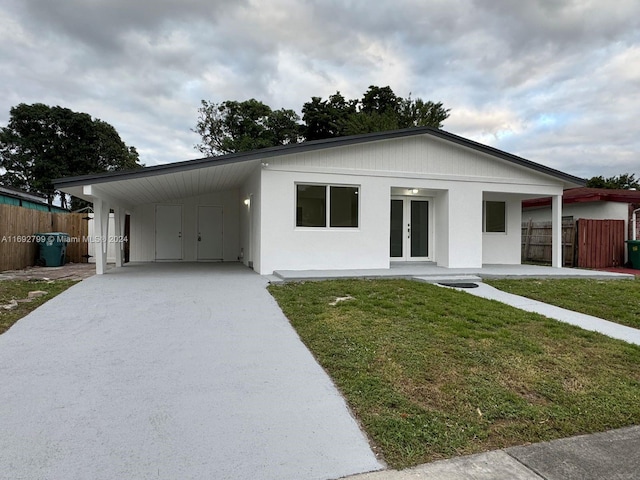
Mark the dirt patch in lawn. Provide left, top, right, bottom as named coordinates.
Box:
left=0, top=263, right=106, bottom=282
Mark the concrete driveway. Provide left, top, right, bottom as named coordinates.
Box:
left=0, top=263, right=381, bottom=480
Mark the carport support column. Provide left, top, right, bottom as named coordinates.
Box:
left=551, top=194, right=562, bottom=268
left=93, top=197, right=110, bottom=275
left=113, top=207, right=125, bottom=268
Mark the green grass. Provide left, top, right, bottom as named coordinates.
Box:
left=487, top=278, right=640, bottom=329
left=269, top=279, right=640, bottom=469
left=0, top=280, right=78, bottom=334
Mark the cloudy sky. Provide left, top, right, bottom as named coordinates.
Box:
left=1, top=0, right=639, bottom=180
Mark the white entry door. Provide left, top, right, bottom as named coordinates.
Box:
left=197, top=205, right=223, bottom=261
left=390, top=197, right=431, bottom=261
left=155, top=205, right=183, bottom=260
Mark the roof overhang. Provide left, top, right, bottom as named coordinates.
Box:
left=523, top=188, right=640, bottom=209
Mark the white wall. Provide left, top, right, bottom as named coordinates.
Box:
left=239, top=167, right=261, bottom=271
left=259, top=170, right=390, bottom=274
left=257, top=166, right=562, bottom=274
left=445, top=185, right=483, bottom=268
left=482, top=193, right=523, bottom=264
left=129, top=189, right=241, bottom=262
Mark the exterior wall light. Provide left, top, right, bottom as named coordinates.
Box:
left=411, top=188, right=419, bottom=194
left=244, top=198, right=250, bottom=206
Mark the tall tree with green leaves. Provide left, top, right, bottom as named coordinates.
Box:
left=302, top=85, right=450, bottom=139
left=586, top=173, right=640, bottom=190
left=300, top=92, right=357, bottom=141
left=0, top=103, right=141, bottom=207
left=193, top=99, right=302, bottom=155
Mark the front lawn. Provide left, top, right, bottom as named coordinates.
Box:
left=269, top=279, right=640, bottom=469
left=0, top=280, right=78, bottom=334
left=487, top=278, right=640, bottom=329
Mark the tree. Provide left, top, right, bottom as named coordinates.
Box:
left=0, top=103, right=141, bottom=207
left=302, top=85, right=450, bottom=139
left=586, top=173, right=640, bottom=190
left=193, top=99, right=302, bottom=156
left=300, top=92, right=357, bottom=141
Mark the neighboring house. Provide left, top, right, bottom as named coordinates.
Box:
left=0, top=185, right=69, bottom=213
left=54, top=127, right=584, bottom=275
left=523, top=188, right=640, bottom=241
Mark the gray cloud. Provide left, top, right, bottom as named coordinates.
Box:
left=0, top=0, right=639, bottom=178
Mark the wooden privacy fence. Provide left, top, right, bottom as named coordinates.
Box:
left=576, top=219, right=625, bottom=269
left=522, top=218, right=625, bottom=268
left=521, top=219, right=576, bottom=267
left=0, top=204, right=88, bottom=271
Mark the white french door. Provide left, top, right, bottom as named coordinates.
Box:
left=390, top=197, right=432, bottom=261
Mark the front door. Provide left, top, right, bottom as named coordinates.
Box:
left=197, top=205, right=223, bottom=261
left=156, top=205, right=183, bottom=260
left=390, top=197, right=431, bottom=261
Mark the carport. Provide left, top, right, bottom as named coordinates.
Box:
left=55, top=155, right=262, bottom=275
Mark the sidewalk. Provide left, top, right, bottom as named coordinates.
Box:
left=346, top=425, right=640, bottom=479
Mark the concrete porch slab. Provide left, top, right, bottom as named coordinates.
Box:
left=271, top=264, right=634, bottom=283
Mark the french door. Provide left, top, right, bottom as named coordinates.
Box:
left=390, top=197, right=431, bottom=261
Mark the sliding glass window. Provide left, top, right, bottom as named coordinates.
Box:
left=296, top=184, right=359, bottom=228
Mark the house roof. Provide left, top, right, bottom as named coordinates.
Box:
left=0, top=185, right=49, bottom=204
left=523, top=187, right=640, bottom=208
left=54, top=127, right=585, bottom=203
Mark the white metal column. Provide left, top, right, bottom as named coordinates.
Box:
left=114, top=206, right=125, bottom=268
left=551, top=194, right=562, bottom=268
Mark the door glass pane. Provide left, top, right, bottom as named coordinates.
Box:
left=390, top=200, right=403, bottom=257
left=411, top=200, right=428, bottom=257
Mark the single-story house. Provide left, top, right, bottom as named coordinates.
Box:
left=54, top=127, right=584, bottom=275
left=523, top=187, right=640, bottom=241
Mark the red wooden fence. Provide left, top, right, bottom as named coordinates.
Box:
left=577, top=219, right=625, bottom=268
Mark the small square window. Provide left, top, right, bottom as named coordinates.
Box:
left=484, top=201, right=506, bottom=233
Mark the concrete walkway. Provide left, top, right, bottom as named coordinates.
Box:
left=438, top=281, right=640, bottom=346
left=0, top=263, right=381, bottom=480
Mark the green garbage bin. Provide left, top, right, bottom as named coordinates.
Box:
left=35, top=232, right=70, bottom=267
left=626, top=240, right=640, bottom=269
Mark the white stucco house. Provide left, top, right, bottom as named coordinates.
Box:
left=55, top=127, right=584, bottom=275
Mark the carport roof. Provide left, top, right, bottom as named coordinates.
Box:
left=55, top=126, right=586, bottom=205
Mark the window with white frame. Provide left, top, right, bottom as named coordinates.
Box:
left=296, top=184, right=359, bottom=228
left=483, top=201, right=506, bottom=233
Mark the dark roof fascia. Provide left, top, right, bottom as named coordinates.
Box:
left=54, top=126, right=586, bottom=189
